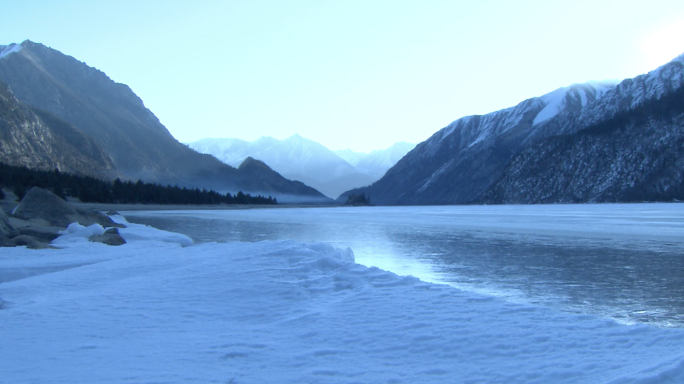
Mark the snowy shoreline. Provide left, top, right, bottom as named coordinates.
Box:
left=2, top=214, right=684, bottom=383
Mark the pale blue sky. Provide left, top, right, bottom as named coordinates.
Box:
left=2, top=0, right=684, bottom=151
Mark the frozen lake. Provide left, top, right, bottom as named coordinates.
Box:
left=125, top=203, right=684, bottom=328
left=4, top=207, right=684, bottom=383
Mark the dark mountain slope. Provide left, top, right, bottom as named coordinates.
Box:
left=339, top=86, right=611, bottom=205
left=0, top=80, right=116, bottom=178
left=235, top=157, right=331, bottom=202
left=0, top=41, right=328, bottom=201
left=482, top=85, right=684, bottom=204
left=340, top=53, right=684, bottom=205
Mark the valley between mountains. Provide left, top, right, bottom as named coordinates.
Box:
left=1, top=40, right=683, bottom=205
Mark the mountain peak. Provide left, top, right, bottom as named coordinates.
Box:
left=238, top=156, right=272, bottom=171
left=285, top=133, right=310, bottom=143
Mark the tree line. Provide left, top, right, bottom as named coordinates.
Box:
left=345, top=193, right=371, bottom=206
left=0, top=162, right=277, bottom=205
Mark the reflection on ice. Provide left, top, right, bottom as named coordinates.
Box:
left=125, top=203, right=684, bottom=328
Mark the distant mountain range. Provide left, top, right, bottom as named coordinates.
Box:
left=341, top=53, right=684, bottom=205
left=188, top=136, right=415, bottom=198
left=0, top=41, right=329, bottom=203
left=334, top=142, right=416, bottom=181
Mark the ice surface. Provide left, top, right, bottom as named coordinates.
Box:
left=111, top=214, right=194, bottom=246
left=2, top=211, right=684, bottom=382
left=127, top=204, right=684, bottom=328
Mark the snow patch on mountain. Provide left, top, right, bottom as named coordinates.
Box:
left=552, top=54, right=684, bottom=136
left=0, top=43, right=22, bottom=60
left=533, top=81, right=617, bottom=126
left=423, top=80, right=619, bottom=155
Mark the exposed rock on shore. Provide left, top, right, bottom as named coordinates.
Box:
left=13, top=187, right=124, bottom=228
left=89, top=228, right=126, bottom=246
left=0, top=206, right=17, bottom=238
left=1, top=187, right=126, bottom=248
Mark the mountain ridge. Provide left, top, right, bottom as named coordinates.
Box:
left=339, top=53, right=684, bottom=205
left=481, top=83, right=684, bottom=203
left=0, top=40, right=330, bottom=203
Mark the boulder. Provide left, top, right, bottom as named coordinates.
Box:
left=89, top=227, right=126, bottom=246
left=17, top=225, right=62, bottom=242
left=12, top=187, right=124, bottom=229
left=11, top=235, right=55, bottom=249
left=0, top=235, right=16, bottom=247
left=11, top=187, right=78, bottom=227
left=81, top=210, right=125, bottom=229
left=0, top=208, right=17, bottom=238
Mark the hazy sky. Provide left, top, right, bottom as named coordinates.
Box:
left=2, top=1, right=684, bottom=152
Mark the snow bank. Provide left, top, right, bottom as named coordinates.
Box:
left=110, top=214, right=193, bottom=246
left=2, top=217, right=684, bottom=383
left=49, top=215, right=193, bottom=248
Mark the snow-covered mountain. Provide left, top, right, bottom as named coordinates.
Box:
left=529, top=53, right=684, bottom=143
left=341, top=52, right=684, bottom=205
left=189, top=135, right=413, bottom=198
left=482, top=84, right=684, bottom=204
left=335, top=142, right=416, bottom=180
left=191, top=134, right=357, bottom=179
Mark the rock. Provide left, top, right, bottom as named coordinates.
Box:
left=89, top=227, right=126, bottom=246
left=17, top=225, right=62, bottom=242
left=11, top=235, right=55, bottom=249
left=12, top=187, right=124, bottom=228
left=1, top=207, right=18, bottom=238
left=106, top=210, right=120, bottom=216
left=12, top=187, right=81, bottom=227
left=80, top=209, right=125, bottom=229
left=0, top=235, right=16, bottom=247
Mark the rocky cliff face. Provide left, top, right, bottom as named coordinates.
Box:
left=0, top=80, right=116, bottom=178
left=0, top=41, right=180, bottom=179
left=341, top=53, right=684, bottom=205
left=0, top=41, right=328, bottom=202
left=482, top=86, right=684, bottom=204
